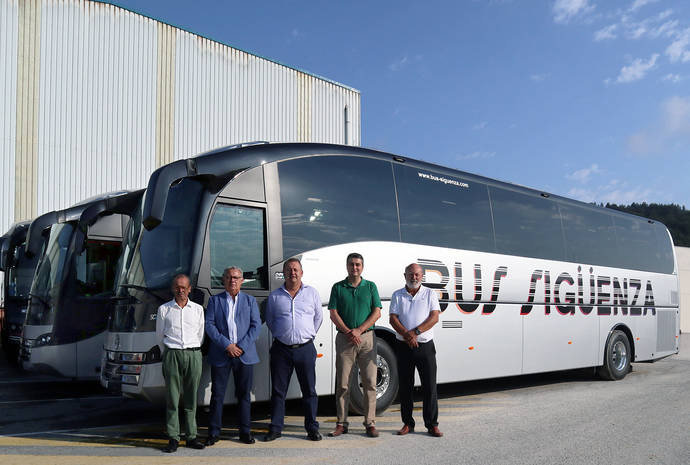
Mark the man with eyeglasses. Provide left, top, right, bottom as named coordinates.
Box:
left=205, top=266, right=262, bottom=445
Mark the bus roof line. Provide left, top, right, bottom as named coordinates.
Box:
left=78, top=189, right=145, bottom=230
left=25, top=191, right=138, bottom=258
left=141, top=142, right=671, bottom=233
left=73, top=190, right=145, bottom=255
left=142, top=143, right=394, bottom=230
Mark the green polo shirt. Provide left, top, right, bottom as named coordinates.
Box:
left=328, top=278, right=382, bottom=330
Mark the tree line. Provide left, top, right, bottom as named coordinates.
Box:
left=604, top=203, right=690, bottom=247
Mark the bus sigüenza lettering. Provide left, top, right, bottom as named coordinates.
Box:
left=417, top=260, right=655, bottom=316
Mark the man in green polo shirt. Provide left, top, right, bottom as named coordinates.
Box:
left=327, top=252, right=381, bottom=438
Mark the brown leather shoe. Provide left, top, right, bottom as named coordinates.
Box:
left=396, top=424, right=414, bottom=436
left=366, top=425, right=379, bottom=438
left=328, top=424, right=348, bottom=437
left=427, top=426, right=443, bottom=437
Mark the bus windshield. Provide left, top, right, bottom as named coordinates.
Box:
left=26, top=223, right=74, bottom=326
left=111, top=180, right=204, bottom=332
left=7, top=243, right=40, bottom=299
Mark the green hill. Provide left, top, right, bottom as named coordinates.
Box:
left=605, top=203, right=690, bottom=247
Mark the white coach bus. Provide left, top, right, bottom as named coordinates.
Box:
left=101, top=143, right=680, bottom=412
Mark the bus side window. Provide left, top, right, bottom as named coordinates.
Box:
left=394, top=165, right=495, bottom=252
left=209, top=204, right=267, bottom=289
left=278, top=156, right=399, bottom=259
left=560, top=204, right=617, bottom=268
left=490, top=187, right=566, bottom=261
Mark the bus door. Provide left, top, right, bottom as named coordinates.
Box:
left=203, top=201, right=271, bottom=403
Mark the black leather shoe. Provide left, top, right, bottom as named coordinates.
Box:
left=162, top=438, right=178, bottom=453
left=205, top=435, right=219, bottom=446
left=187, top=438, right=205, bottom=449
left=239, top=433, right=256, bottom=444
left=307, top=430, right=323, bottom=441
left=263, top=430, right=282, bottom=442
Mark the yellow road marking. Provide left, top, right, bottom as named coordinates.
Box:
left=0, top=456, right=327, bottom=465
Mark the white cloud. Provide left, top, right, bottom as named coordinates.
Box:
left=663, top=96, right=690, bottom=133
left=553, top=0, right=595, bottom=24
left=648, top=19, right=679, bottom=39
left=666, top=28, right=690, bottom=63
left=626, top=96, right=690, bottom=156
left=662, top=73, right=682, bottom=83
left=567, top=185, right=655, bottom=205
left=566, top=164, right=602, bottom=183
left=594, top=24, right=617, bottom=41
left=530, top=73, right=551, bottom=82
left=457, top=151, right=496, bottom=160
left=389, top=55, right=409, bottom=72
left=630, top=0, right=660, bottom=13
left=616, top=53, right=659, bottom=83
left=472, top=121, right=488, bottom=130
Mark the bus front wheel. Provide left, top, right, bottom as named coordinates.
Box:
left=348, top=337, right=399, bottom=415
left=597, top=330, right=631, bottom=380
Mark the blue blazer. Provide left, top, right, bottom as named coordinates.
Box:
left=205, top=291, right=261, bottom=366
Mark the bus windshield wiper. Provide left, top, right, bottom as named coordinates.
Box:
left=117, top=284, right=167, bottom=302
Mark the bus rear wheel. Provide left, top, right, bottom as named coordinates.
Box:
left=348, top=337, right=398, bottom=415
left=597, top=330, right=631, bottom=380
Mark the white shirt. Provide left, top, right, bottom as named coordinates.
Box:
left=156, top=298, right=205, bottom=351
left=226, top=291, right=238, bottom=344
left=389, top=285, right=440, bottom=343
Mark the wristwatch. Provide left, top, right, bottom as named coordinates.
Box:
left=414, top=327, right=421, bottom=335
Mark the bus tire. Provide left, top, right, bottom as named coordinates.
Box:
left=348, top=337, right=398, bottom=415
left=597, top=330, right=631, bottom=381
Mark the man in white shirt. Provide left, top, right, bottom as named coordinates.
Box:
left=389, top=263, right=443, bottom=438
left=156, top=274, right=206, bottom=452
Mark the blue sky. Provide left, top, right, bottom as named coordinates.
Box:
left=105, top=0, right=690, bottom=208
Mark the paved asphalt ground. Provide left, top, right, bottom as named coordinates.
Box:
left=0, top=335, right=688, bottom=465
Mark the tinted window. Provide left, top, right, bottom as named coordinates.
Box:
left=395, top=165, right=494, bottom=252
left=7, top=242, right=39, bottom=298
left=653, top=223, right=675, bottom=274
left=279, top=156, right=399, bottom=258
left=74, top=240, right=122, bottom=297
left=560, top=204, right=617, bottom=266
left=490, top=187, right=565, bottom=261
left=613, top=215, right=671, bottom=273
left=209, top=204, right=267, bottom=289
left=136, top=178, right=203, bottom=289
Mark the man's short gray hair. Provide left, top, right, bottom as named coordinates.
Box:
left=223, top=266, right=243, bottom=277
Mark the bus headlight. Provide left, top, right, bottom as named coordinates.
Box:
left=33, top=333, right=55, bottom=347
left=119, top=352, right=145, bottom=362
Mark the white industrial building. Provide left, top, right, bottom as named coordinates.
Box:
left=0, top=0, right=361, bottom=233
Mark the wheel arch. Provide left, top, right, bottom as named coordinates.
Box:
left=604, top=323, right=636, bottom=364
left=374, top=327, right=398, bottom=348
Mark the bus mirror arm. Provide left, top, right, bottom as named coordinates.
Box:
left=26, top=211, right=59, bottom=258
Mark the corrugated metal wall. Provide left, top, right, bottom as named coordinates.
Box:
left=0, top=0, right=361, bottom=234
left=37, top=0, right=158, bottom=214
left=0, top=0, right=18, bottom=232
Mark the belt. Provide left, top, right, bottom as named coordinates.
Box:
left=274, top=338, right=313, bottom=349
left=338, top=328, right=373, bottom=335
left=167, top=347, right=201, bottom=351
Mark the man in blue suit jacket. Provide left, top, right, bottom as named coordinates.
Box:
left=205, top=266, right=261, bottom=445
